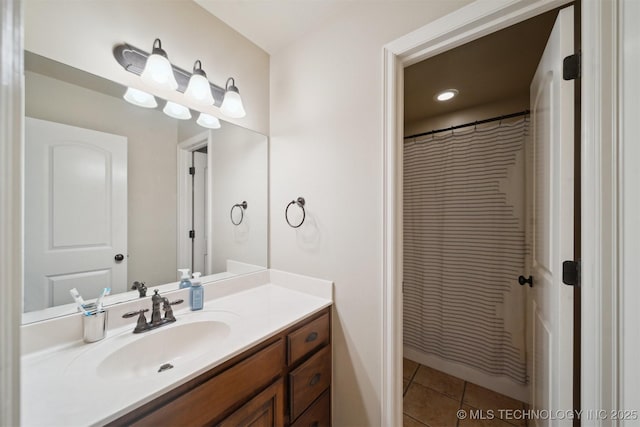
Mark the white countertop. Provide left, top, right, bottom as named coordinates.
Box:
left=21, top=270, right=333, bottom=427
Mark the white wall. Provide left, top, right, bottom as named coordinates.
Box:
left=210, top=126, right=268, bottom=273
left=25, top=71, right=179, bottom=288
left=269, top=1, right=473, bottom=424
left=24, top=0, right=270, bottom=135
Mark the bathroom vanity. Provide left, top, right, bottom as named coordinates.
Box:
left=21, top=270, right=333, bottom=426
left=110, top=308, right=331, bottom=426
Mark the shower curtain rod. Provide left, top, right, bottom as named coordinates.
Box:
left=403, top=109, right=530, bottom=141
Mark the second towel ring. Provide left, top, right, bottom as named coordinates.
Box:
left=230, top=201, right=248, bottom=226
left=285, top=197, right=306, bottom=228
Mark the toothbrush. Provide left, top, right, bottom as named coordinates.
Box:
left=95, top=287, right=111, bottom=312
left=69, top=288, right=88, bottom=313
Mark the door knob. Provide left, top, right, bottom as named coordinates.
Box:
left=518, top=275, right=533, bottom=287
left=114, top=253, right=125, bottom=262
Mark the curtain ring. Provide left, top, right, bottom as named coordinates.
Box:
left=230, top=201, right=247, bottom=226
left=285, top=197, right=306, bottom=228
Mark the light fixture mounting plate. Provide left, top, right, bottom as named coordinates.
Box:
left=113, top=43, right=225, bottom=107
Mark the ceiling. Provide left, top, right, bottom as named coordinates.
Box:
left=404, top=9, right=558, bottom=124
left=194, top=0, right=355, bottom=54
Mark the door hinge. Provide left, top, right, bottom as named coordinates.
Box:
left=563, top=52, right=581, bottom=80
left=562, top=260, right=581, bottom=287
left=189, top=230, right=195, bottom=239
left=189, top=166, right=195, bottom=175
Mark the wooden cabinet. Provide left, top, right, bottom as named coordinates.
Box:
left=290, top=390, right=331, bottom=427
left=108, top=307, right=331, bottom=427
left=218, top=380, right=284, bottom=427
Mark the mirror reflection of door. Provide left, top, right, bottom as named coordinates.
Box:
left=24, top=117, right=127, bottom=311
left=190, top=147, right=208, bottom=275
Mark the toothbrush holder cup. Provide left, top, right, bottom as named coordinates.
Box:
left=83, top=310, right=108, bottom=343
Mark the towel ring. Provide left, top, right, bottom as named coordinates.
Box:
left=285, top=197, right=306, bottom=228
left=230, top=201, right=248, bottom=226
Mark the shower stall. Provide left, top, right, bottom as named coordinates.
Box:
left=403, top=113, right=530, bottom=399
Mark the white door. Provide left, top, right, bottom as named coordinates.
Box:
left=24, top=118, right=127, bottom=311
left=192, top=151, right=208, bottom=275
left=528, top=6, right=574, bottom=424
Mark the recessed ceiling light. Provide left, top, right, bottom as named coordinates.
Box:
left=435, top=89, right=459, bottom=102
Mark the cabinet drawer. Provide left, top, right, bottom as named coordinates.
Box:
left=289, top=345, right=331, bottom=422
left=291, top=389, right=330, bottom=427
left=288, top=313, right=329, bottom=365
left=130, top=339, right=284, bottom=427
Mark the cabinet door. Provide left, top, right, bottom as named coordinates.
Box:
left=218, top=380, right=284, bottom=427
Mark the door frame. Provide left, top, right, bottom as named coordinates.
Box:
left=381, top=0, right=620, bottom=425
left=177, top=131, right=214, bottom=277
left=0, top=0, right=23, bottom=424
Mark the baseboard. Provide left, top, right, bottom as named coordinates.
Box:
left=404, top=346, right=529, bottom=403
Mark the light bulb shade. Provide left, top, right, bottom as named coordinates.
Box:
left=163, top=101, right=191, bottom=120
left=185, top=74, right=214, bottom=106
left=123, top=87, right=158, bottom=108
left=197, top=113, right=221, bottom=129
left=140, top=39, right=178, bottom=91
left=220, top=89, right=246, bottom=118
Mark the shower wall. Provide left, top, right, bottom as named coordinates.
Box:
left=403, top=97, right=529, bottom=401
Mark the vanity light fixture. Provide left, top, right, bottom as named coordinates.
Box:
left=185, top=60, right=215, bottom=106
left=435, top=89, right=459, bottom=102
left=220, top=78, right=246, bottom=118
left=140, top=39, right=178, bottom=91
left=197, top=113, right=221, bottom=129
left=163, top=101, right=192, bottom=120
left=123, top=87, right=158, bottom=108
left=114, top=41, right=247, bottom=119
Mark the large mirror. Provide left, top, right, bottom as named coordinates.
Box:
left=23, top=52, right=268, bottom=323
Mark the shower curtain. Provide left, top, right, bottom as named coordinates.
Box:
left=403, top=118, right=528, bottom=385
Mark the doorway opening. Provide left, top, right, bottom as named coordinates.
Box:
left=177, top=131, right=213, bottom=278
left=398, top=5, right=579, bottom=426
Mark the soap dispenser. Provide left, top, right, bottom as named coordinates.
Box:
left=190, top=272, right=203, bottom=311
left=178, top=269, right=191, bottom=289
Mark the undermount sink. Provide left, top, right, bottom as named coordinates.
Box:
left=95, top=320, right=231, bottom=379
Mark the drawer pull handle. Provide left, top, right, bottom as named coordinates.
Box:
left=305, top=331, right=318, bottom=343
left=311, top=422, right=319, bottom=427
left=309, top=373, right=321, bottom=386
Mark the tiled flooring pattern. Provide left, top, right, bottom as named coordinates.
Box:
left=403, top=358, right=528, bottom=427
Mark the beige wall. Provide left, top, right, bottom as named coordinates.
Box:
left=269, top=1, right=473, bottom=424
left=210, top=126, right=268, bottom=273
left=25, top=71, right=179, bottom=288
left=24, top=0, right=270, bottom=135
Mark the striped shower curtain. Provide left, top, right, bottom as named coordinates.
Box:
left=403, top=118, right=528, bottom=384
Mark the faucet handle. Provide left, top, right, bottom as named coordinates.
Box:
left=122, top=308, right=149, bottom=319
left=122, top=309, right=150, bottom=333
left=131, top=281, right=147, bottom=297
left=162, top=298, right=183, bottom=322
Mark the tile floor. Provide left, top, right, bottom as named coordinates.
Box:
left=403, top=358, right=528, bottom=427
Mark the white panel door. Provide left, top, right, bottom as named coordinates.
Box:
left=25, top=118, right=127, bottom=311
left=192, top=151, right=208, bottom=275
left=528, top=6, right=574, bottom=424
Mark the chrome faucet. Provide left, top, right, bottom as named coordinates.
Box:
left=122, top=290, right=183, bottom=333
